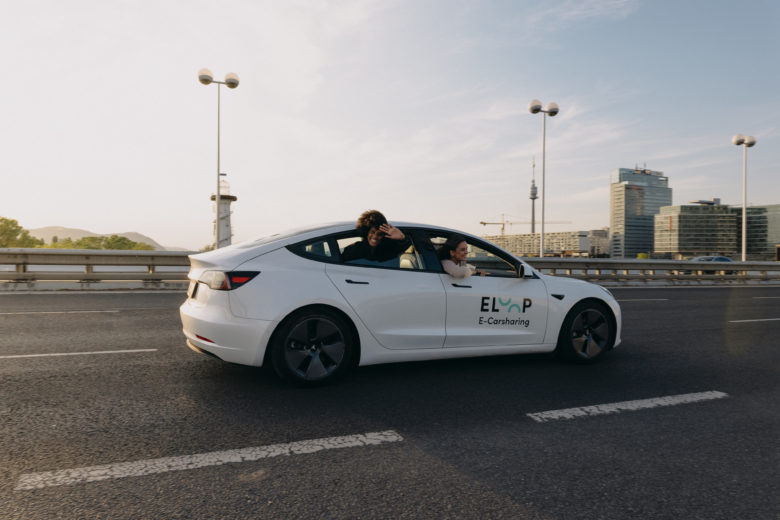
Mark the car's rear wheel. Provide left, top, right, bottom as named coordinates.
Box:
left=555, top=300, right=615, bottom=363
left=271, top=308, right=356, bottom=386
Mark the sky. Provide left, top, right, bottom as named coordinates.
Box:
left=2, top=0, right=778, bottom=250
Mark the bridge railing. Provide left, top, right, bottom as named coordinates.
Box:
left=0, top=249, right=192, bottom=290
left=1, top=249, right=779, bottom=290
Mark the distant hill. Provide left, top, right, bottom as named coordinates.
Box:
left=29, top=226, right=169, bottom=250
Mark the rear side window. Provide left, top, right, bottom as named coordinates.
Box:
left=288, top=239, right=335, bottom=261
left=336, top=231, right=426, bottom=271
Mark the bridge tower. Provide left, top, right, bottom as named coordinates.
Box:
left=210, top=179, right=237, bottom=248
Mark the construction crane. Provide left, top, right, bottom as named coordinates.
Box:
left=480, top=213, right=571, bottom=236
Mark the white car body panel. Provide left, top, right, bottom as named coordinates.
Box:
left=325, top=263, right=446, bottom=349
left=440, top=272, right=550, bottom=347
left=179, top=221, right=623, bottom=371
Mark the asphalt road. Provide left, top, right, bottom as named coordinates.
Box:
left=1, top=287, right=778, bottom=519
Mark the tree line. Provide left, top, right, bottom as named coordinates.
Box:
left=0, top=217, right=154, bottom=250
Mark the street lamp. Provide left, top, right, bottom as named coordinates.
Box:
left=528, top=99, right=559, bottom=257
left=199, top=68, right=240, bottom=248
left=732, top=134, right=757, bottom=262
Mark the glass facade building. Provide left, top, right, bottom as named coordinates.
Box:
left=654, top=204, right=737, bottom=258
left=610, top=168, right=672, bottom=258
left=733, top=204, right=780, bottom=259
left=653, top=203, right=780, bottom=260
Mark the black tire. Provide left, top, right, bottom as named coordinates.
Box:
left=555, top=300, right=615, bottom=363
left=271, top=308, right=357, bottom=386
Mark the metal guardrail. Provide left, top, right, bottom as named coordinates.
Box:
left=1, top=249, right=779, bottom=291
left=525, top=257, right=780, bottom=285
left=0, top=249, right=192, bottom=290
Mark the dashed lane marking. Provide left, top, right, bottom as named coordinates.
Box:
left=0, top=307, right=175, bottom=315
left=728, top=318, right=780, bottom=323
left=0, top=349, right=157, bottom=359
left=0, top=310, right=120, bottom=315
left=527, top=391, right=728, bottom=423
left=15, top=430, right=403, bottom=490
left=616, top=298, right=669, bottom=302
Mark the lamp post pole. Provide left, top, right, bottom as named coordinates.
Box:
left=199, top=69, right=240, bottom=249
left=528, top=100, right=559, bottom=257
left=732, top=134, right=757, bottom=262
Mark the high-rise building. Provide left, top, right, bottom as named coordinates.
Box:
left=610, top=167, right=672, bottom=258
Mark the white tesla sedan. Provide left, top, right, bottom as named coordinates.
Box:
left=180, top=222, right=622, bottom=385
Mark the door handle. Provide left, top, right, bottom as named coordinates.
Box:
left=451, top=283, right=472, bottom=288
left=346, top=279, right=369, bottom=285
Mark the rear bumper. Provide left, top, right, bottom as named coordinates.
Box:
left=180, top=298, right=277, bottom=366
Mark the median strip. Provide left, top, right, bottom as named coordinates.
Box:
left=15, top=430, right=403, bottom=490
left=0, top=349, right=157, bottom=359
left=527, top=391, right=728, bottom=423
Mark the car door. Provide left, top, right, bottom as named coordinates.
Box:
left=424, top=232, right=549, bottom=347
left=324, top=231, right=446, bottom=350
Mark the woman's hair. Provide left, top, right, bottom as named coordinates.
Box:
left=356, top=210, right=388, bottom=238
left=438, top=234, right=467, bottom=261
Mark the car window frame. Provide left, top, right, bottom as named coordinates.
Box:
left=412, top=228, right=530, bottom=279
left=289, top=228, right=428, bottom=272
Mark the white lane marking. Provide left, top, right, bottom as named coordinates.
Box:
left=616, top=298, right=669, bottom=302
left=15, top=430, right=403, bottom=490
left=0, top=310, right=120, bottom=315
left=0, top=307, right=176, bottom=316
left=729, top=318, right=780, bottom=323
left=0, top=349, right=157, bottom=359
left=752, top=296, right=780, bottom=299
left=527, top=391, right=728, bottom=423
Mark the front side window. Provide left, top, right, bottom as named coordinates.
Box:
left=426, top=232, right=519, bottom=277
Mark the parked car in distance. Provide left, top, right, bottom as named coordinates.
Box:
left=686, top=256, right=735, bottom=275
left=180, top=221, right=623, bottom=386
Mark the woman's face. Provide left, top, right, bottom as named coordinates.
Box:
left=367, top=227, right=384, bottom=248
left=450, top=241, right=468, bottom=263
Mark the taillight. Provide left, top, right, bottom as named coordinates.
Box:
left=198, top=271, right=259, bottom=291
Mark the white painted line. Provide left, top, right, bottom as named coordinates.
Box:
left=0, top=310, right=120, bottom=315
left=0, top=307, right=175, bottom=316
left=0, top=349, right=157, bottom=359
left=15, top=430, right=403, bottom=490
left=616, top=298, right=669, bottom=302
left=527, top=391, right=728, bottom=423
left=728, top=318, right=780, bottom=323
left=752, top=296, right=780, bottom=299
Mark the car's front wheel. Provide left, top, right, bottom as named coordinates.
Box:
left=555, top=300, right=615, bottom=363
left=271, top=308, right=357, bottom=386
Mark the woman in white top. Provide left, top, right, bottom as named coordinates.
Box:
left=438, top=234, right=487, bottom=278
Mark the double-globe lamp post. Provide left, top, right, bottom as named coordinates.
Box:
left=199, top=69, right=240, bottom=249
left=528, top=99, right=559, bottom=257
left=732, top=134, right=757, bottom=262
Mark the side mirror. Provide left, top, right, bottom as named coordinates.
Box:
left=516, top=263, right=525, bottom=278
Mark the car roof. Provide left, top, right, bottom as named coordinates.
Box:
left=189, top=220, right=520, bottom=270
left=190, top=220, right=496, bottom=268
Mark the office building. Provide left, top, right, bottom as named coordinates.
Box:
left=733, top=204, right=780, bottom=260
left=610, top=167, right=672, bottom=258
left=654, top=199, right=737, bottom=259
left=484, top=229, right=610, bottom=257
